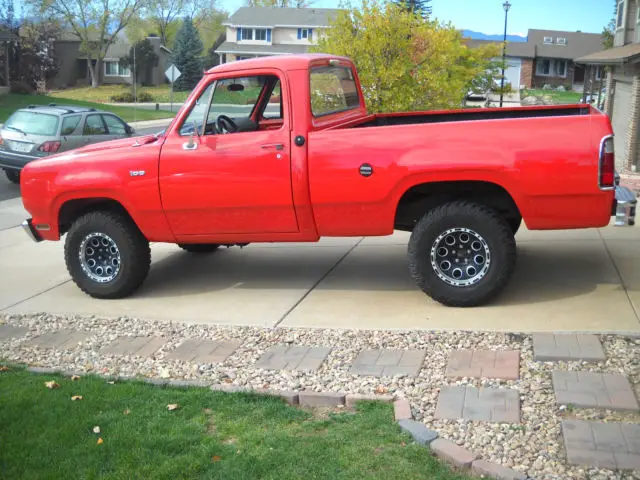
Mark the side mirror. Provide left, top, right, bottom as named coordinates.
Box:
left=125, top=125, right=135, bottom=135
left=183, top=121, right=200, bottom=151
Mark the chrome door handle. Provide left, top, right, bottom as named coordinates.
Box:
left=261, top=143, right=284, bottom=150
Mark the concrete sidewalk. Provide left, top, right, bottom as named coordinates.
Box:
left=1, top=197, right=639, bottom=333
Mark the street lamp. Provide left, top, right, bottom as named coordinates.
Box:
left=500, top=0, right=511, bottom=108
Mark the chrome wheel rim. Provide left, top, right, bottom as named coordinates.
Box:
left=79, top=233, right=121, bottom=283
left=430, top=228, right=491, bottom=287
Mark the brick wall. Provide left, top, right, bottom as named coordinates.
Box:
left=520, top=59, right=533, bottom=88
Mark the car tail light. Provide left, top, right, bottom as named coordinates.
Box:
left=599, top=136, right=615, bottom=190
left=38, top=141, right=61, bottom=153
left=0, top=136, right=3, bottom=146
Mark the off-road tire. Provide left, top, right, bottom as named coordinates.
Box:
left=408, top=201, right=516, bottom=307
left=178, top=243, right=220, bottom=253
left=64, top=211, right=151, bottom=299
left=4, top=169, right=20, bottom=184
left=508, top=216, right=522, bottom=235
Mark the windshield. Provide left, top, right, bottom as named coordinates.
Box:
left=5, top=111, right=60, bottom=136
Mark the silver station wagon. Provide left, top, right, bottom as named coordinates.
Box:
left=0, top=105, right=135, bottom=184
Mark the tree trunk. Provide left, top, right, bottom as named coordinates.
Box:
left=88, top=60, right=98, bottom=88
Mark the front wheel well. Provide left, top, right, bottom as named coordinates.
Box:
left=58, top=198, right=138, bottom=236
left=394, top=181, right=521, bottom=231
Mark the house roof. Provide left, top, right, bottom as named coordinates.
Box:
left=223, top=7, right=341, bottom=28
left=528, top=29, right=604, bottom=59
left=575, top=42, right=640, bottom=65
left=464, top=39, right=535, bottom=58
left=215, top=41, right=310, bottom=55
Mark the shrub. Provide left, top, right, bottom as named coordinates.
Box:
left=10, top=81, right=35, bottom=94
left=110, top=91, right=155, bottom=103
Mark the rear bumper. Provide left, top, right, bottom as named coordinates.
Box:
left=613, top=185, right=636, bottom=226
left=22, top=219, right=42, bottom=243
left=0, top=150, right=40, bottom=170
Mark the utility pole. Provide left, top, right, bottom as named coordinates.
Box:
left=500, top=0, right=512, bottom=108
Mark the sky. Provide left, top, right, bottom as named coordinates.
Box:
left=216, top=0, right=614, bottom=36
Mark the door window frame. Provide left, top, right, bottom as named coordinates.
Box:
left=83, top=114, right=108, bottom=135
left=101, top=114, right=128, bottom=135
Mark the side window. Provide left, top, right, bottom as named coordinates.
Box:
left=263, top=81, right=282, bottom=120
left=60, top=115, right=81, bottom=135
left=180, top=82, right=215, bottom=136
left=83, top=115, right=107, bottom=135
left=102, top=115, right=127, bottom=135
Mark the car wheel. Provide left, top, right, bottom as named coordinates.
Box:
left=408, top=201, right=516, bottom=307
left=178, top=243, right=220, bottom=253
left=508, top=216, right=522, bottom=235
left=64, top=211, right=151, bottom=299
left=4, top=169, right=20, bottom=184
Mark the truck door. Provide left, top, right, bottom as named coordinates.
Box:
left=158, top=70, right=298, bottom=236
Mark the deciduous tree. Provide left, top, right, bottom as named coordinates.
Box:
left=30, top=0, right=146, bottom=87
left=311, top=0, right=499, bottom=113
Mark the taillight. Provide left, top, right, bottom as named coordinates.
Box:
left=599, top=136, right=615, bottom=189
left=0, top=136, right=3, bottom=146
left=38, top=141, right=61, bottom=153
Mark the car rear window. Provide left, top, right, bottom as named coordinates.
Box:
left=5, top=111, right=60, bottom=136
left=310, top=65, right=360, bottom=117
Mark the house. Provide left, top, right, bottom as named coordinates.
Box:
left=52, top=33, right=171, bottom=89
left=466, top=29, right=604, bottom=91
left=575, top=0, right=640, bottom=171
left=215, top=7, right=341, bottom=63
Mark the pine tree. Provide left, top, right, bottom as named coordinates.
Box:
left=171, top=17, right=204, bottom=91
left=393, top=0, right=431, bottom=19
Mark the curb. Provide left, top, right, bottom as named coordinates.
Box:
left=24, top=366, right=530, bottom=479
left=129, top=118, right=174, bottom=129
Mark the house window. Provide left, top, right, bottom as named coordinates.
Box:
left=595, top=66, right=605, bottom=80
left=104, top=60, right=130, bottom=77
left=536, top=59, right=567, bottom=77
left=543, top=36, right=553, bottom=44
left=536, top=59, right=551, bottom=75
left=617, top=0, right=625, bottom=27
left=241, top=28, right=253, bottom=40
left=297, top=28, right=313, bottom=40
left=556, top=60, right=567, bottom=77
left=237, top=28, right=270, bottom=42
left=556, top=37, right=567, bottom=45
left=255, top=28, right=267, bottom=41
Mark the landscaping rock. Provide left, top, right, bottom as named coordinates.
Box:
left=520, top=96, right=539, bottom=106
left=542, top=95, right=555, bottom=105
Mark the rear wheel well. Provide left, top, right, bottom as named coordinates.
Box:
left=58, top=198, right=137, bottom=236
left=394, top=181, right=521, bottom=232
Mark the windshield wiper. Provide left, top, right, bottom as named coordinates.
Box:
left=4, top=125, right=27, bottom=136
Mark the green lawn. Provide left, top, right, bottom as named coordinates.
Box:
left=521, top=89, right=583, bottom=104
left=0, top=93, right=174, bottom=123
left=0, top=367, right=473, bottom=480
left=49, top=84, right=192, bottom=104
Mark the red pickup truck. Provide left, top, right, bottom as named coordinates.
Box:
left=19, top=54, right=636, bottom=307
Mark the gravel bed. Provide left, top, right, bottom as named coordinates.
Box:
left=1, top=312, right=639, bottom=480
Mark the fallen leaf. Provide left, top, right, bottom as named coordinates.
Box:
left=123, top=409, right=130, bottom=415
left=400, top=442, right=406, bottom=447
left=45, top=381, right=59, bottom=389
left=211, top=456, right=221, bottom=463
left=71, top=375, right=81, bottom=381
left=0, top=366, right=10, bottom=372
left=96, top=438, right=103, bottom=445
left=167, top=404, right=179, bottom=411
left=223, top=378, right=233, bottom=384
left=375, top=386, right=388, bottom=394
left=203, top=408, right=213, bottom=414
left=71, top=395, right=83, bottom=401
left=93, top=426, right=101, bottom=434
left=107, top=381, right=115, bottom=385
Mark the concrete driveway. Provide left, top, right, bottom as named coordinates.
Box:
left=1, top=196, right=640, bottom=334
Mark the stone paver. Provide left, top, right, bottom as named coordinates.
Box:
left=562, top=420, right=640, bottom=470
left=28, top=330, right=91, bottom=349
left=101, top=336, right=166, bottom=357
left=533, top=333, right=605, bottom=362
left=446, top=350, right=520, bottom=380
left=435, top=386, right=520, bottom=423
left=394, top=398, right=412, bottom=421
left=552, top=371, right=639, bottom=411
left=397, top=419, right=438, bottom=445
left=255, top=345, right=331, bottom=371
left=430, top=438, right=479, bottom=468
left=298, top=391, right=345, bottom=407
left=165, top=338, right=240, bottom=364
left=350, top=349, right=426, bottom=377
left=0, top=324, right=28, bottom=340
left=471, top=460, right=527, bottom=480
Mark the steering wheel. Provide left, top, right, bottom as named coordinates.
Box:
left=217, top=115, right=238, bottom=134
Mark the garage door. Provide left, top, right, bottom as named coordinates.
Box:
left=504, top=59, right=521, bottom=90
left=612, top=81, right=632, bottom=170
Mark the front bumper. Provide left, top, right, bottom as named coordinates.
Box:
left=613, top=185, right=636, bottom=226
left=22, top=219, right=42, bottom=243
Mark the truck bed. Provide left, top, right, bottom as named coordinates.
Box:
left=345, top=104, right=594, bottom=129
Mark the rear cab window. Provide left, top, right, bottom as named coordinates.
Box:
left=4, top=110, right=59, bottom=136
left=310, top=65, right=360, bottom=117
